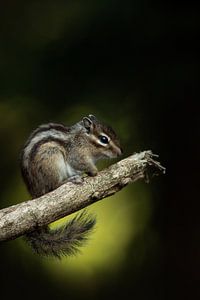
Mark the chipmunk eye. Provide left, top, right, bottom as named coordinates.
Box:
left=99, top=135, right=109, bottom=144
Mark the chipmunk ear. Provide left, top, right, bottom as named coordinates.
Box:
left=82, top=117, right=93, bottom=133
left=88, top=114, right=97, bottom=121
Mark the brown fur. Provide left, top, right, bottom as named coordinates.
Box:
left=20, top=115, right=122, bottom=257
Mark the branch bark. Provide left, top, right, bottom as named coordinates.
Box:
left=0, top=150, right=165, bottom=242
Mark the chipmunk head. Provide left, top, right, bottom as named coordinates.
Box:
left=81, top=114, right=122, bottom=159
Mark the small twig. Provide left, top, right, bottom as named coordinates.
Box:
left=0, top=150, right=165, bottom=242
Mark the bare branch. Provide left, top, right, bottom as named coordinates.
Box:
left=0, top=150, right=165, bottom=242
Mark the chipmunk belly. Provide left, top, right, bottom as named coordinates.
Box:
left=56, top=155, right=69, bottom=182
left=65, top=162, right=81, bottom=178
left=56, top=156, right=81, bottom=182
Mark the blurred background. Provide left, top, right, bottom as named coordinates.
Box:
left=0, top=1, right=198, bottom=299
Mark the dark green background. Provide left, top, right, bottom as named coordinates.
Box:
left=0, top=1, right=198, bottom=299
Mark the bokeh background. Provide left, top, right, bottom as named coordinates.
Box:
left=0, top=1, right=198, bottom=300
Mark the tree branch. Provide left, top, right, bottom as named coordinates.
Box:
left=0, top=150, right=165, bottom=242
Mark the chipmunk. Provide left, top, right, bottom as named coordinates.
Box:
left=20, top=115, right=122, bottom=258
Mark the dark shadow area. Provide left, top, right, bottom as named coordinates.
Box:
left=0, top=1, right=198, bottom=299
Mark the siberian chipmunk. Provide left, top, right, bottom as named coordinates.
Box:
left=20, top=115, right=122, bottom=258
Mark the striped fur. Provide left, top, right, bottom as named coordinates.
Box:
left=20, top=116, right=122, bottom=257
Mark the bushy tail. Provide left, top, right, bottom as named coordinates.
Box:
left=25, top=212, right=96, bottom=258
